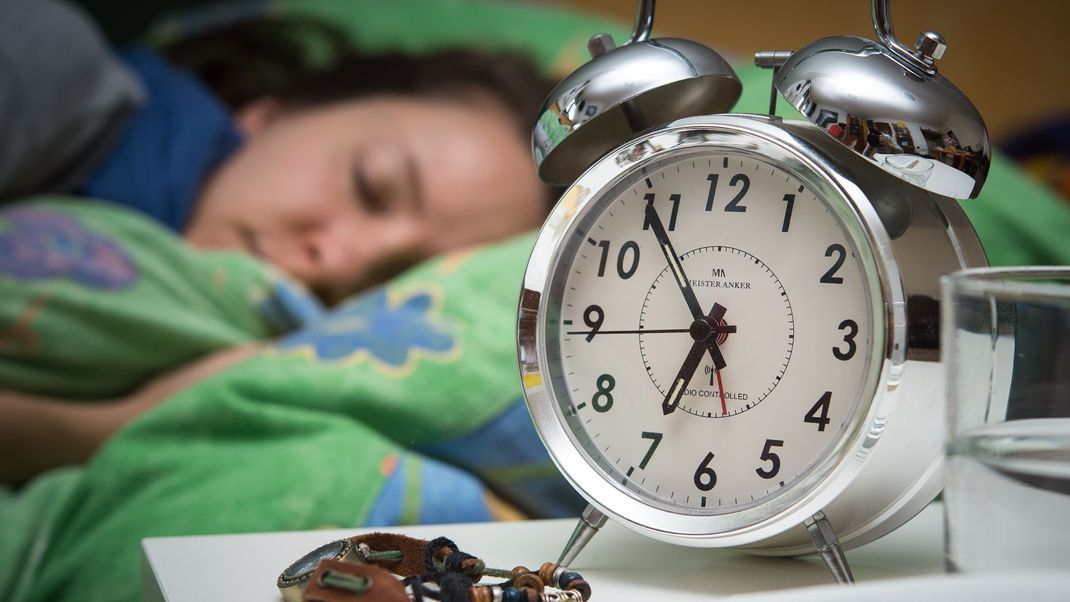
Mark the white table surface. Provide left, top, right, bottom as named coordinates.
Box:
left=142, top=502, right=949, bottom=601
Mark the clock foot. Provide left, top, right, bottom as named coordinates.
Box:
left=558, top=505, right=607, bottom=566
left=805, top=510, right=855, bottom=584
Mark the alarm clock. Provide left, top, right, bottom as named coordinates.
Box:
left=518, top=0, right=989, bottom=582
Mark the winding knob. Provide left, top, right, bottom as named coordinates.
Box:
left=914, top=31, right=947, bottom=64
left=587, top=33, right=617, bottom=58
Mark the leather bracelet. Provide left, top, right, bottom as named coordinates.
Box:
left=277, top=533, right=592, bottom=602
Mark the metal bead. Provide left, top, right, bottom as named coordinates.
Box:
left=511, top=566, right=531, bottom=578
left=356, top=543, right=372, bottom=562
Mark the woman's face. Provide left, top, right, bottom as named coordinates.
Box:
left=184, top=96, right=547, bottom=303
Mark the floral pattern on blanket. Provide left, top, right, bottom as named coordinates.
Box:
left=275, top=286, right=461, bottom=375
left=0, top=207, right=137, bottom=290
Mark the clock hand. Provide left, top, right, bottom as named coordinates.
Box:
left=663, top=303, right=731, bottom=415
left=715, top=364, right=727, bottom=415
left=644, top=202, right=734, bottom=375
left=565, top=326, right=737, bottom=336
left=662, top=339, right=706, bottom=415
left=644, top=201, right=703, bottom=319
left=700, top=303, right=728, bottom=371
left=702, top=303, right=731, bottom=414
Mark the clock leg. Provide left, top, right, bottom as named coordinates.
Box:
left=804, top=510, right=855, bottom=584
left=558, top=505, right=607, bottom=566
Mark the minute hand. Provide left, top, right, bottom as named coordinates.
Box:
left=644, top=202, right=703, bottom=319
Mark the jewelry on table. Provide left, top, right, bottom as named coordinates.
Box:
left=278, top=532, right=592, bottom=602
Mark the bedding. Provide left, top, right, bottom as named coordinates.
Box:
left=0, top=199, right=583, bottom=602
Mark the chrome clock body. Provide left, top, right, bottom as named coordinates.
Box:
left=518, top=113, right=986, bottom=554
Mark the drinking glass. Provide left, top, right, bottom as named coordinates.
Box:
left=882, top=154, right=934, bottom=187
left=941, top=267, right=1070, bottom=573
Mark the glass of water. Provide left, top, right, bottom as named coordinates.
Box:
left=941, top=267, right=1070, bottom=573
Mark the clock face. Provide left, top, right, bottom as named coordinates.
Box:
left=540, top=148, right=878, bottom=517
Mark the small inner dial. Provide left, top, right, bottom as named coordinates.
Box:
left=638, top=246, right=794, bottom=418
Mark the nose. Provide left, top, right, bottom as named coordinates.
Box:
left=300, top=222, right=365, bottom=289
left=297, top=219, right=422, bottom=300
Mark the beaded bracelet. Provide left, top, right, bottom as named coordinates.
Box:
left=278, top=533, right=592, bottom=602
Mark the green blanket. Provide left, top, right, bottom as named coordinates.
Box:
left=0, top=200, right=582, bottom=602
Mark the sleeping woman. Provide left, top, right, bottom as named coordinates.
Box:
left=0, top=1, right=559, bottom=483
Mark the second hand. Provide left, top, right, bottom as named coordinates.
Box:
left=565, top=325, right=738, bottom=336
left=714, top=368, right=727, bottom=415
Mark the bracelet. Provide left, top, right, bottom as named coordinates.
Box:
left=278, top=532, right=592, bottom=602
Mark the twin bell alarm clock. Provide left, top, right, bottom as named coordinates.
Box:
left=518, top=0, right=990, bottom=582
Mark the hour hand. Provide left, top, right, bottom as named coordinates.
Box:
left=662, top=339, right=706, bottom=415
left=663, top=303, right=731, bottom=415
left=644, top=201, right=703, bottom=319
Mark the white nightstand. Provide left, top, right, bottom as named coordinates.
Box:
left=142, top=501, right=945, bottom=601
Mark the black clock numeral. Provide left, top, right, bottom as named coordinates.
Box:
left=592, top=374, right=615, bottom=413
left=704, top=174, right=719, bottom=211
left=595, top=240, right=611, bottom=276
left=616, top=241, right=640, bottom=279
left=595, top=240, right=641, bottom=279
left=642, top=193, right=680, bottom=231
left=693, top=451, right=718, bottom=491
left=833, top=319, right=859, bottom=360
left=804, top=391, right=833, bottom=431
left=724, top=174, right=749, bottom=212
left=639, top=431, right=663, bottom=469
left=755, top=438, right=784, bottom=479
left=705, top=173, right=749, bottom=212
left=582, top=305, right=604, bottom=342
left=781, top=193, right=795, bottom=232
left=820, top=243, right=847, bottom=284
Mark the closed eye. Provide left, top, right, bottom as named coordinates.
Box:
left=352, top=163, right=388, bottom=214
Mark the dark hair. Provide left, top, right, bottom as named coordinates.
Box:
left=162, top=16, right=563, bottom=208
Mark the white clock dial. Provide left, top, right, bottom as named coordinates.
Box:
left=546, top=150, right=874, bottom=515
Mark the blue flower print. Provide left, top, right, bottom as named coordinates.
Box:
left=276, top=287, right=458, bottom=374
left=0, top=207, right=137, bottom=290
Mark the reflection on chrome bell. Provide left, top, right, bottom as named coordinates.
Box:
left=767, top=0, right=990, bottom=199
left=532, top=0, right=742, bottom=186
